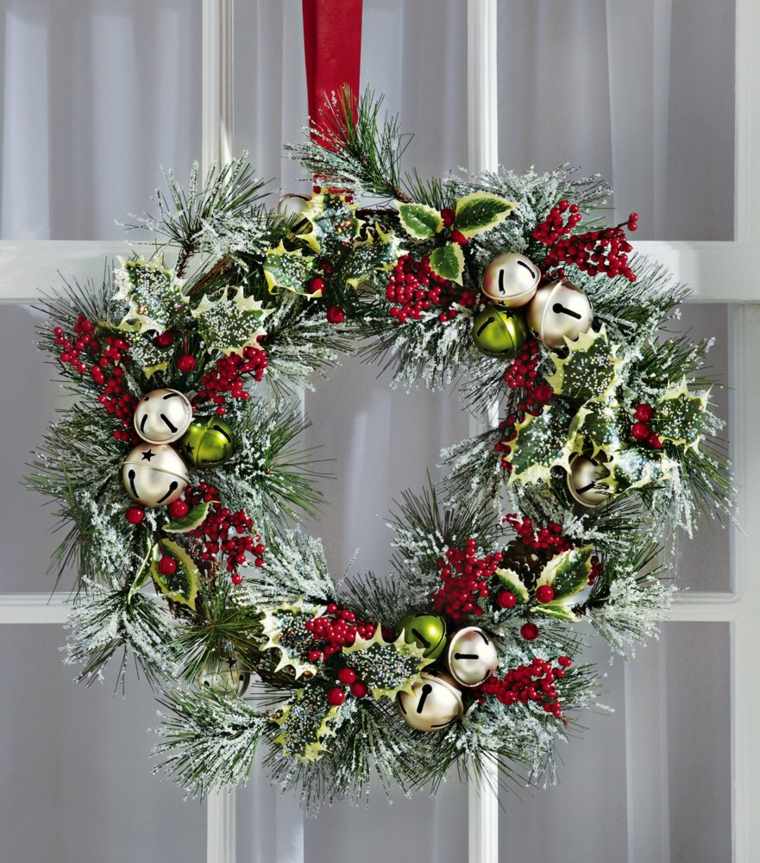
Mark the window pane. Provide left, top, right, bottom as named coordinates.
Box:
left=497, top=0, right=735, bottom=241
left=0, top=0, right=201, bottom=240
left=0, top=625, right=205, bottom=863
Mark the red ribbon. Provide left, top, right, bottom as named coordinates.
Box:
left=302, top=0, right=363, bottom=146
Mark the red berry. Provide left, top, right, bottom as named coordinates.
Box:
left=177, top=354, right=197, bottom=373
left=154, top=331, right=174, bottom=348
left=326, top=306, right=346, bottom=325
left=350, top=681, right=368, bottom=698
left=307, top=649, right=322, bottom=663
left=230, top=573, right=243, bottom=586
left=535, top=585, right=555, bottom=604
left=125, top=506, right=145, bottom=525
left=520, top=622, right=539, bottom=641
left=558, top=655, right=573, bottom=667
left=441, top=208, right=455, bottom=227
left=630, top=422, right=651, bottom=442
left=167, top=499, right=190, bottom=520
left=337, top=667, right=357, bottom=685
left=308, top=276, right=326, bottom=295
left=496, top=590, right=517, bottom=609
left=157, top=555, right=177, bottom=576
left=327, top=687, right=346, bottom=706
left=648, top=433, right=663, bottom=450
left=633, top=403, right=654, bottom=422
left=450, top=229, right=468, bottom=245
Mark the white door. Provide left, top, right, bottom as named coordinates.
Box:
left=0, top=2, right=754, bottom=862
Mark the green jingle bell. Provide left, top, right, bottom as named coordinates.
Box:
left=471, top=306, right=528, bottom=358
left=401, top=614, right=447, bottom=659
left=181, top=418, right=235, bottom=466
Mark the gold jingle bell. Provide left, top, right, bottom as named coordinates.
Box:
left=121, top=444, right=189, bottom=507
left=133, top=388, right=193, bottom=445
left=181, top=417, right=236, bottom=467
left=525, top=278, right=593, bottom=348
left=471, top=306, right=528, bottom=358
left=566, top=455, right=612, bottom=508
left=398, top=672, right=464, bottom=732
left=401, top=614, right=447, bottom=660
left=199, top=657, right=250, bottom=697
left=482, top=252, right=541, bottom=308
left=446, top=626, right=498, bottom=688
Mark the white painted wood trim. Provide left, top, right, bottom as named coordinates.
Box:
left=466, top=3, right=499, bottom=862
left=0, top=593, right=69, bottom=624
left=207, top=790, right=237, bottom=863
left=202, top=0, right=235, bottom=176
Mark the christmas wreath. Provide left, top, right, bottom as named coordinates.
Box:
left=29, top=93, right=731, bottom=809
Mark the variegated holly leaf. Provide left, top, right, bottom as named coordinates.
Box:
left=260, top=601, right=326, bottom=679
left=651, top=381, right=708, bottom=449
left=569, top=399, right=626, bottom=460
left=113, top=257, right=187, bottom=334
left=396, top=202, right=443, bottom=239
left=509, top=400, right=575, bottom=486
left=124, top=332, right=172, bottom=378
left=263, top=242, right=317, bottom=295
left=342, top=626, right=431, bottom=700
left=453, top=191, right=516, bottom=238
left=606, top=446, right=673, bottom=493
left=429, top=242, right=465, bottom=284
left=271, top=685, right=347, bottom=762
left=495, top=568, right=529, bottom=603
left=191, top=286, right=270, bottom=356
left=300, top=192, right=361, bottom=255
left=546, top=327, right=620, bottom=403
left=532, top=545, right=594, bottom=622
left=150, top=539, right=200, bottom=611
left=345, top=223, right=403, bottom=289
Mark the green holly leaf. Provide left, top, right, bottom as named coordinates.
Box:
left=113, top=257, right=187, bottom=334
left=345, top=223, right=403, bottom=289
left=191, top=286, right=270, bottom=355
left=263, top=242, right=317, bottom=295
left=300, top=192, right=361, bottom=255
left=429, top=242, right=465, bottom=284
left=453, top=191, right=516, bottom=238
left=342, top=627, right=431, bottom=700
left=533, top=545, right=594, bottom=622
left=163, top=501, right=210, bottom=534
left=509, top=400, right=575, bottom=486
left=569, top=399, right=626, bottom=460
left=606, top=446, right=672, bottom=493
left=272, top=686, right=346, bottom=763
left=546, top=327, right=620, bottom=403
left=150, top=539, right=200, bottom=611
left=396, top=202, right=443, bottom=239
left=260, top=601, right=326, bottom=680
left=495, top=568, right=529, bottom=603
left=651, top=382, right=708, bottom=449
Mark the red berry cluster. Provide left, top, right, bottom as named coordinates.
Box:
left=504, top=514, right=572, bottom=555
left=629, top=402, right=663, bottom=449
left=326, top=665, right=369, bottom=705
left=479, top=655, right=573, bottom=718
left=532, top=200, right=638, bottom=282
left=304, top=602, right=377, bottom=662
left=182, top=483, right=264, bottom=583
left=195, top=346, right=268, bottom=415
left=433, top=539, right=503, bottom=622
left=53, top=315, right=136, bottom=440
left=385, top=254, right=476, bottom=324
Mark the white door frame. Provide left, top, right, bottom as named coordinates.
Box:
left=0, top=2, right=757, bottom=861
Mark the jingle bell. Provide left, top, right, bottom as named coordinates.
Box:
left=133, top=388, right=193, bottom=445
left=525, top=279, right=593, bottom=348
left=482, top=252, right=541, bottom=308
left=121, top=444, right=189, bottom=507
left=401, top=614, right=447, bottom=660
left=181, top=418, right=236, bottom=466
left=566, top=455, right=611, bottom=508
left=446, top=626, right=498, bottom=688
left=398, top=672, right=464, bottom=732
left=471, top=306, right=528, bottom=358
left=199, top=657, right=250, bottom=697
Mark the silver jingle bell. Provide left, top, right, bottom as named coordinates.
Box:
left=121, top=443, right=189, bottom=508
left=567, top=455, right=612, bottom=508
left=525, top=278, right=593, bottom=348
left=447, top=626, right=498, bottom=688
left=199, top=657, right=251, bottom=697
left=482, top=252, right=541, bottom=308
left=398, top=672, right=464, bottom=732
left=133, top=388, right=193, bottom=445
